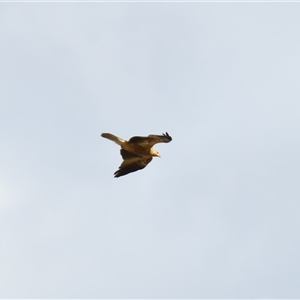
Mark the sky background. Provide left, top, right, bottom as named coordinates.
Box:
left=1, top=2, right=300, bottom=298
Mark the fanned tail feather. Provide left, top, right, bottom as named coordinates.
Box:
left=101, top=133, right=125, bottom=146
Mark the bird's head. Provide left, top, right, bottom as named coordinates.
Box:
left=150, top=148, right=160, bottom=157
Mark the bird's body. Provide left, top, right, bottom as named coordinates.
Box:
left=101, top=132, right=172, bottom=177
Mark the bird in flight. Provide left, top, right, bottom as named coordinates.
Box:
left=101, top=132, right=172, bottom=178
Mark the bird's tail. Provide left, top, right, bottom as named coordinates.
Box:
left=101, top=133, right=126, bottom=146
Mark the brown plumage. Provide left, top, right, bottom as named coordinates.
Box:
left=101, top=132, right=172, bottom=177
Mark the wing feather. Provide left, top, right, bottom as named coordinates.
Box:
left=128, top=132, right=172, bottom=148
left=114, top=156, right=152, bottom=178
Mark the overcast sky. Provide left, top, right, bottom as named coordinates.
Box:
left=1, top=2, right=300, bottom=298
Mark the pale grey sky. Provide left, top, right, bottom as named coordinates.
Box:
left=1, top=3, right=300, bottom=298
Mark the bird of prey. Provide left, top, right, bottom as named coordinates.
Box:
left=101, top=132, right=172, bottom=178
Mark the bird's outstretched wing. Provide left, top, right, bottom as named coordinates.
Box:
left=128, top=132, right=172, bottom=148
left=114, top=155, right=153, bottom=178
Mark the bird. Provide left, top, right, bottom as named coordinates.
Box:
left=101, top=132, right=172, bottom=178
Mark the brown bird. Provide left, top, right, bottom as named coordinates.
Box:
left=101, top=132, right=172, bottom=177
